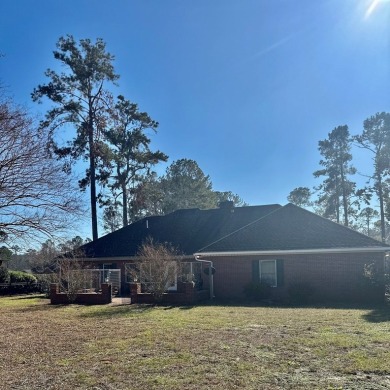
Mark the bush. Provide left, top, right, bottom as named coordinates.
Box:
left=0, top=270, right=39, bottom=295
left=243, top=282, right=272, bottom=301
left=136, top=239, right=182, bottom=302
left=288, top=282, right=315, bottom=305
left=362, top=261, right=383, bottom=287
left=35, top=273, right=58, bottom=296
left=9, top=270, right=37, bottom=284
left=0, top=266, right=10, bottom=283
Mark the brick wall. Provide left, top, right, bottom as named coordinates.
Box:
left=50, top=283, right=112, bottom=305
left=210, top=252, right=385, bottom=303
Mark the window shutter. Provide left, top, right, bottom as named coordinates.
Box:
left=276, top=259, right=284, bottom=287
left=252, top=260, right=260, bottom=283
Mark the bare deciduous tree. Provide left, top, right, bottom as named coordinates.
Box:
left=58, top=253, right=89, bottom=303
left=136, top=239, right=183, bottom=302
left=0, top=92, right=82, bottom=245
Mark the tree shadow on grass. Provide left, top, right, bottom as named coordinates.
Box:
left=15, top=302, right=64, bottom=314
left=13, top=298, right=195, bottom=317
left=361, top=305, right=390, bottom=323
left=78, top=303, right=155, bottom=319
left=200, top=298, right=390, bottom=313
left=78, top=301, right=197, bottom=317
left=162, top=304, right=195, bottom=310
left=3, top=294, right=47, bottom=300
left=179, top=305, right=195, bottom=310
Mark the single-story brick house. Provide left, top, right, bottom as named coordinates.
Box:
left=78, top=202, right=389, bottom=303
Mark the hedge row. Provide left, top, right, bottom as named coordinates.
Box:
left=0, top=268, right=38, bottom=284
left=0, top=267, right=42, bottom=295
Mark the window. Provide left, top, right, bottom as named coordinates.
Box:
left=102, top=263, right=112, bottom=283
left=126, top=261, right=178, bottom=291
left=165, top=262, right=177, bottom=291
left=259, top=260, right=277, bottom=287
left=125, top=263, right=140, bottom=283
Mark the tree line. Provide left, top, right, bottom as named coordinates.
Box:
left=288, top=112, right=390, bottom=243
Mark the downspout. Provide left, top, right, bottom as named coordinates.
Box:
left=194, top=255, right=214, bottom=299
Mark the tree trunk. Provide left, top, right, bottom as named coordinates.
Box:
left=340, top=165, right=349, bottom=227
left=88, top=122, right=98, bottom=241
left=122, top=182, right=128, bottom=227
left=335, top=176, right=340, bottom=224
left=377, top=175, right=386, bottom=243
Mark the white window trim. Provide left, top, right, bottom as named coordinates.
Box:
left=259, top=259, right=277, bottom=287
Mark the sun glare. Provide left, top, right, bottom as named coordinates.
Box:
left=366, top=0, right=380, bottom=18
left=365, top=0, right=390, bottom=18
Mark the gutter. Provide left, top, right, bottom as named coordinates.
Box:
left=194, top=246, right=390, bottom=258
left=194, top=255, right=214, bottom=299
left=76, top=255, right=195, bottom=262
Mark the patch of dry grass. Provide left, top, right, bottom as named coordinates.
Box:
left=1, top=295, right=389, bottom=389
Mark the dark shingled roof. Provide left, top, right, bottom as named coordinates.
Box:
left=197, top=203, right=386, bottom=253
left=80, top=204, right=282, bottom=258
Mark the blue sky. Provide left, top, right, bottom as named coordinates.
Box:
left=1, top=0, right=389, bottom=236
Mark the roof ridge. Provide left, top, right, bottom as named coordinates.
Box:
left=196, top=204, right=284, bottom=252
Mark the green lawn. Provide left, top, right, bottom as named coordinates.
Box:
left=1, top=295, right=389, bottom=389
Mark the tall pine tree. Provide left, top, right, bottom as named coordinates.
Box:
left=354, top=112, right=390, bottom=242
left=314, top=125, right=356, bottom=226
left=32, top=35, right=119, bottom=240
left=105, top=95, right=168, bottom=227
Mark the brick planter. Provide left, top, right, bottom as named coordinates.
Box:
left=50, top=283, right=112, bottom=305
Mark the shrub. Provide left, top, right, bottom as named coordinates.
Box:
left=35, top=273, right=58, bottom=296
left=243, top=282, right=272, bottom=301
left=58, top=257, right=90, bottom=303
left=0, top=266, right=10, bottom=283
left=288, top=282, right=315, bottom=305
left=136, top=239, right=183, bottom=302
left=362, top=261, right=383, bottom=287
left=355, top=261, right=386, bottom=303
left=0, top=270, right=39, bottom=295
left=9, top=270, right=37, bottom=284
